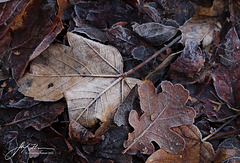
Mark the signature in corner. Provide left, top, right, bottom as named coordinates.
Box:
left=4, top=141, right=55, bottom=160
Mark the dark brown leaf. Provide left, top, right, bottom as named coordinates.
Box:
left=69, top=120, right=95, bottom=144
left=123, top=80, right=196, bottom=155
left=72, top=17, right=108, bottom=43
left=74, top=0, right=137, bottom=30
left=106, top=24, right=139, bottom=56
left=132, top=22, right=177, bottom=46
left=168, top=39, right=204, bottom=79
left=157, top=0, right=195, bottom=25
left=214, top=138, right=240, bottom=163
left=114, top=86, right=138, bottom=127
left=211, top=27, right=240, bottom=107
left=95, top=126, right=132, bottom=163
left=0, top=0, right=64, bottom=80
left=5, top=102, right=65, bottom=131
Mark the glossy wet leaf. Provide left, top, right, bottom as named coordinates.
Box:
left=123, top=80, right=196, bottom=155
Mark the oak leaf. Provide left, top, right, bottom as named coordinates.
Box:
left=123, top=80, right=196, bottom=155
left=146, top=125, right=215, bottom=163
left=18, top=32, right=140, bottom=129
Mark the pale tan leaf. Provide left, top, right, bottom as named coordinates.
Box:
left=18, top=32, right=141, bottom=128
left=180, top=17, right=221, bottom=47
left=146, top=125, right=215, bottom=163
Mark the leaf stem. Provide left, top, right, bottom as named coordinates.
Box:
left=122, top=35, right=181, bottom=78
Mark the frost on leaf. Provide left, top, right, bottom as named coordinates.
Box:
left=18, top=32, right=141, bottom=129
left=180, top=17, right=221, bottom=47
left=146, top=125, right=215, bottom=163
left=123, top=80, right=196, bottom=155
left=211, top=27, right=240, bottom=107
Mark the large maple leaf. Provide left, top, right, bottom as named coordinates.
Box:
left=123, top=80, right=196, bottom=154
left=18, top=32, right=140, bottom=129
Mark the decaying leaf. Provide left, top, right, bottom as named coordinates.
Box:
left=214, top=138, right=240, bottom=163
left=146, top=125, right=215, bottom=163
left=168, top=39, right=205, bottom=79
left=123, top=80, right=196, bottom=155
left=114, top=85, right=138, bottom=127
left=212, top=27, right=240, bottom=107
left=18, top=32, right=141, bottom=130
left=5, top=102, right=65, bottom=131
left=74, top=0, right=136, bottom=30
left=180, top=17, right=221, bottom=47
left=132, top=22, right=177, bottom=46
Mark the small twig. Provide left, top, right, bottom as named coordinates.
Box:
left=122, top=35, right=181, bottom=78
left=208, top=128, right=240, bottom=141
left=202, top=111, right=240, bottom=141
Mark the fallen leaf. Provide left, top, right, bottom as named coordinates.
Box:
left=0, top=0, right=63, bottom=80
left=106, top=24, right=139, bottom=56
left=180, top=17, right=221, bottom=47
left=123, top=80, right=196, bottom=155
left=194, top=0, right=226, bottom=17
left=168, top=39, right=205, bottom=79
left=74, top=0, right=137, bottom=30
left=95, top=126, right=132, bottom=163
left=142, top=4, right=161, bottom=23
left=5, top=102, right=65, bottom=131
left=157, top=0, right=195, bottom=25
left=132, top=22, right=177, bottom=46
left=69, top=120, right=100, bottom=144
left=114, top=85, right=138, bottom=127
left=146, top=125, right=215, bottom=163
left=211, top=27, right=240, bottom=107
left=214, top=138, right=240, bottom=163
left=72, top=17, right=108, bottom=43
left=18, top=32, right=141, bottom=130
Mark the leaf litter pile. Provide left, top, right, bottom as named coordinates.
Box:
left=0, top=0, right=240, bottom=162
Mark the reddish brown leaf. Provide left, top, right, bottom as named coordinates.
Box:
left=5, top=102, right=65, bottom=130
left=69, top=120, right=95, bottom=144
left=123, top=80, right=196, bottom=155
left=214, top=138, right=240, bottom=163
left=168, top=39, right=204, bottom=79
left=146, top=125, right=215, bottom=163
left=0, top=0, right=63, bottom=80
left=0, top=0, right=29, bottom=39
left=211, top=27, right=240, bottom=107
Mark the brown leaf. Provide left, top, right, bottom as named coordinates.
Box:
left=74, top=0, right=137, bottom=30
left=5, top=102, right=65, bottom=130
left=0, top=0, right=63, bottom=80
left=168, top=39, right=205, bottom=79
left=123, top=80, right=196, bottom=155
left=180, top=17, right=221, bottom=47
left=18, top=32, right=141, bottom=130
left=194, top=0, right=226, bottom=17
left=214, top=138, right=240, bottom=163
left=132, top=22, right=177, bottom=46
left=69, top=120, right=100, bottom=144
left=211, top=27, right=240, bottom=107
left=146, top=125, right=215, bottom=163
